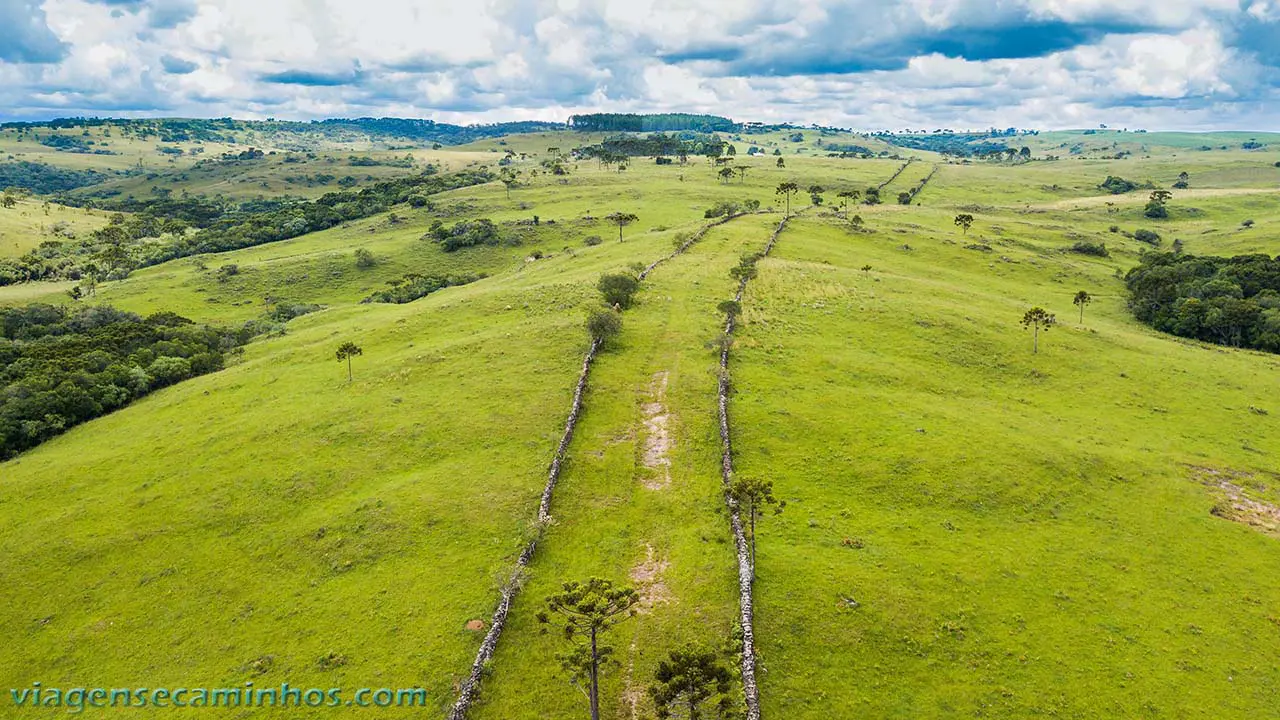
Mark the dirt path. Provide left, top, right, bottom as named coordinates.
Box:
left=641, top=371, right=673, bottom=489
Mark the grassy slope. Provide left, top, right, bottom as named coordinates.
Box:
left=472, top=215, right=781, bottom=719
left=0, top=197, right=110, bottom=258
left=1, top=135, right=1279, bottom=718
left=735, top=163, right=1280, bottom=718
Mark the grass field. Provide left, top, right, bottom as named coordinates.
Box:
left=2, top=128, right=1279, bottom=719
left=0, top=196, right=111, bottom=258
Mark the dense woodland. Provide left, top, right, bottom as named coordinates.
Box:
left=1126, top=251, right=1280, bottom=352
left=0, top=304, right=242, bottom=459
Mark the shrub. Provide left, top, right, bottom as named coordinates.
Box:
left=598, top=273, right=641, bottom=309
left=354, top=248, right=376, bottom=268
left=1144, top=202, right=1169, bottom=219
left=1109, top=225, right=1119, bottom=233
left=1243, top=219, right=1255, bottom=228
left=1134, top=229, right=1161, bottom=246
left=1070, top=241, right=1110, bottom=257
left=429, top=218, right=502, bottom=252
left=583, top=235, right=603, bottom=246
left=215, top=264, right=239, bottom=281
left=1099, top=176, right=1138, bottom=194
left=586, top=310, right=622, bottom=344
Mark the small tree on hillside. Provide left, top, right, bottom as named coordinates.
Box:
left=808, top=185, right=824, bottom=206
left=775, top=182, right=799, bottom=217
left=776, top=157, right=785, bottom=168
left=728, top=475, right=785, bottom=576
left=335, top=341, right=363, bottom=382
left=1173, top=171, right=1190, bottom=189
left=1145, top=190, right=1172, bottom=219
left=597, top=273, right=641, bottom=309
left=1073, top=290, right=1092, bottom=324
left=586, top=310, right=622, bottom=346
left=1020, top=308, right=1056, bottom=354
left=954, top=213, right=974, bottom=234
left=718, top=167, right=734, bottom=184
left=0, top=192, right=15, bottom=209
left=836, top=189, right=860, bottom=217
left=649, top=646, right=734, bottom=720
left=734, top=165, right=749, bottom=183
left=606, top=212, right=638, bottom=242
left=539, top=578, right=639, bottom=720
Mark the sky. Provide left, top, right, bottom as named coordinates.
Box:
left=1, top=0, right=1279, bottom=130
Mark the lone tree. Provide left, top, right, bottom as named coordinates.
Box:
left=606, top=212, right=639, bottom=242
left=1173, top=171, right=1190, bottom=189
left=1073, top=290, right=1092, bottom=324
left=954, top=213, right=974, bottom=234
left=1020, top=307, right=1056, bottom=354
left=728, top=475, right=785, bottom=575
left=775, top=182, right=799, bottom=217
left=718, top=167, right=734, bottom=184
left=649, top=646, right=734, bottom=720
left=734, top=165, right=749, bottom=183
left=808, top=184, right=825, bottom=206
left=335, top=341, right=363, bottom=382
left=597, top=272, right=641, bottom=309
left=1145, top=189, right=1173, bottom=219
left=586, top=309, right=622, bottom=346
left=540, top=578, right=639, bottom=720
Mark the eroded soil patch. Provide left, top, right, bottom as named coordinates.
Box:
left=1191, top=466, right=1280, bottom=536
left=640, top=371, right=673, bottom=489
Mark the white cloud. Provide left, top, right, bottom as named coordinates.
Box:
left=0, top=0, right=1274, bottom=129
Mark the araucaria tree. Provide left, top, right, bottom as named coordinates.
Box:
left=540, top=578, right=639, bottom=720
left=718, top=167, right=734, bottom=184
left=606, top=212, right=639, bottom=242
left=837, top=189, right=861, bottom=217
left=775, top=182, right=799, bottom=217
left=728, top=475, right=785, bottom=576
left=649, top=646, right=734, bottom=720
left=1073, top=290, right=1092, bottom=324
left=954, top=213, right=974, bottom=234
left=335, top=341, right=363, bottom=382
left=1020, top=307, right=1056, bottom=354
left=808, top=185, right=824, bottom=206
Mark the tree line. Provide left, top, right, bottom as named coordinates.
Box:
left=0, top=168, right=494, bottom=286
left=568, top=113, right=735, bottom=133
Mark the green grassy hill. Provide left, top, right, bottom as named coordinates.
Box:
left=1, top=128, right=1279, bottom=718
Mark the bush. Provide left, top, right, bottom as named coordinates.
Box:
left=1070, top=241, right=1110, bottom=257
left=1144, top=202, right=1169, bottom=219
left=1109, top=225, right=1120, bottom=233
left=1243, top=219, right=1255, bottom=228
left=354, top=248, right=376, bottom=268
left=1099, top=176, right=1138, bottom=194
left=216, top=264, right=239, bottom=281
left=429, top=218, right=502, bottom=252
left=1134, top=229, right=1161, bottom=246
left=363, top=273, right=483, bottom=304
left=586, top=310, right=622, bottom=344
left=598, top=273, right=641, bottom=309
left=583, top=235, right=603, bottom=246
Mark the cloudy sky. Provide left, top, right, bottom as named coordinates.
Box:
left=1, top=0, right=1279, bottom=130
